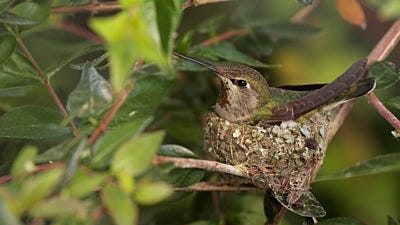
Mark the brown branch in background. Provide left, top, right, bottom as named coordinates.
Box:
left=174, top=182, right=258, bottom=191
left=327, top=20, right=400, bottom=142
left=290, top=0, right=322, bottom=23
left=58, top=22, right=104, bottom=43
left=153, top=156, right=249, bottom=178
left=89, top=59, right=143, bottom=145
left=367, top=92, right=400, bottom=131
left=200, top=29, right=250, bottom=46
left=269, top=207, right=287, bottom=225
left=16, top=37, right=80, bottom=136
left=51, top=1, right=122, bottom=14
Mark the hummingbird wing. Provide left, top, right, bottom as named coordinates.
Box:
left=266, top=58, right=371, bottom=123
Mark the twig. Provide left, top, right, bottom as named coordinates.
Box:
left=57, top=22, right=104, bottom=43
left=89, top=59, right=143, bottom=145
left=327, top=20, right=400, bottom=141
left=0, top=162, right=63, bottom=184
left=366, top=92, right=400, bottom=131
left=200, top=29, right=250, bottom=46
left=184, top=0, right=232, bottom=8
left=153, top=156, right=249, bottom=178
left=174, top=182, right=257, bottom=191
left=16, top=37, right=79, bottom=136
left=51, top=1, right=122, bottom=14
left=290, top=0, right=322, bottom=23
left=269, top=207, right=287, bottom=225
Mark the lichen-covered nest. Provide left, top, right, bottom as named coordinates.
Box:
left=203, top=109, right=337, bottom=217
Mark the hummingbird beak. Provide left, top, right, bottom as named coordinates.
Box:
left=173, top=52, right=220, bottom=74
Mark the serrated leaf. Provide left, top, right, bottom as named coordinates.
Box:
left=61, top=169, right=107, bottom=198
left=368, top=61, right=400, bottom=89
left=0, top=106, right=71, bottom=139
left=195, top=42, right=270, bottom=68
left=67, top=64, right=113, bottom=118
left=154, top=0, right=185, bottom=56
left=0, top=34, right=16, bottom=64
left=0, top=194, right=21, bottom=225
left=111, top=131, right=165, bottom=177
left=0, top=11, right=39, bottom=25
left=10, top=146, right=37, bottom=177
left=336, top=0, right=367, bottom=29
left=113, top=75, right=173, bottom=125
left=135, top=181, right=172, bottom=205
left=297, top=0, right=313, bottom=6
left=383, top=96, right=400, bottom=110
left=101, top=183, right=138, bottom=225
left=315, top=153, right=400, bottom=182
left=90, top=117, right=152, bottom=169
left=29, top=197, right=86, bottom=219
left=260, top=22, right=321, bottom=39
left=19, top=168, right=64, bottom=209
left=318, top=217, right=365, bottom=225
left=164, top=168, right=205, bottom=188
left=158, top=144, right=198, bottom=158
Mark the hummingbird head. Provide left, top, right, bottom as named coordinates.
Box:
left=174, top=53, right=271, bottom=122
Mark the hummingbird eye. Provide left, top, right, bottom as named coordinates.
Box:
left=236, top=79, right=248, bottom=87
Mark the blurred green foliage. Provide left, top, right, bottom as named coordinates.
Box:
left=0, top=0, right=399, bottom=225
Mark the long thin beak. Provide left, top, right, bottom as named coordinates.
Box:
left=173, top=52, right=219, bottom=74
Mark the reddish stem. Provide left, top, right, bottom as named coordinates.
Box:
left=16, top=37, right=79, bottom=136
left=366, top=93, right=400, bottom=131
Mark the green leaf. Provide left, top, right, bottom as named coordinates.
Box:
left=0, top=51, right=39, bottom=81
left=90, top=2, right=169, bottom=91
left=62, top=169, right=107, bottom=198
left=111, top=131, right=165, bottom=176
left=0, top=0, right=14, bottom=14
left=158, top=144, right=198, bottom=158
left=0, top=106, right=71, bottom=139
left=315, top=153, right=400, bottom=182
left=387, top=216, right=398, bottom=225
left=10, top=145, right=37, bottom=177
left=0, top=34, right=16, bottom=64
left=0, top=195, right=21, bottom=225
left=318, top=217, right=365, bottom=225
left=225, top=195, right=265, bottom=225
left=29, top=197, right=86, bottom=219
left=91, top=117, right=152, bottom=169
left=383, top=96, right=400, bottom=110
left=368, top=61, right=400, bottom=89
left=195, top=42, right=271, bottom=68
left=19, top=168, right=64, bottom=209
left=67, top=64, right=113, bottom=118
left=11, top=1, right=50, bottom=24
left=154, top=0, right=185, bottom=55
left=263, top=191, right=280, bottom=223
left=259, top=22, right=321, bottom=39
left=101, top=183, right=138, bottom=225
left=0, top=12, right=39, bottom=25
left=36, top=138, right=80, bottom=163
left=135, top=181, right=172, bottom=205
left=297, top=0, right=313, bottom=6
left=163, top=168, right=205, bottom=188
left=114, top=75, right=173, bottom=124
left=45, top=44, right=105, bottom=79
left=272, top=190, right=326, bottom=217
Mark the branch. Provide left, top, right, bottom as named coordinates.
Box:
left=0, top=162, right=63, bottom=184
left=51, top=1, right=122, bottom=14
left=16, top=37, right=80, bottom=136
left=173, top=182, right=258, bottom=191
left=327, top=20, right=400, bottom=141
left=89, top=59, right=143, bottom=145
left=152, top=156, right=249, bottom=178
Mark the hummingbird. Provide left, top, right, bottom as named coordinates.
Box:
left=174, top=53, right=375, bottom=125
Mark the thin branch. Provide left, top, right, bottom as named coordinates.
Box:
left=153, top=156, right=249, bottom=178
left=0, top=162, right=63, bottom=184
left=269, top=207, right=287, bottom=225
left=16, top=37, right=79, bottom=136
left=57, top=22, right=104, bottom=43
left=327, top=20, right=400, bottom=141
left=200, top=29, right=250, bottom=46
left=173, top=182, right=258, bottom=191
left=366, top=92, right=400, bottom=131
left=89, top=59, right=143, bottom=145
left=51, top=1, right=122, bottom=14
left=290, top=0, right=322, bottom=23
left=184, top=0, right=232, bottom=8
